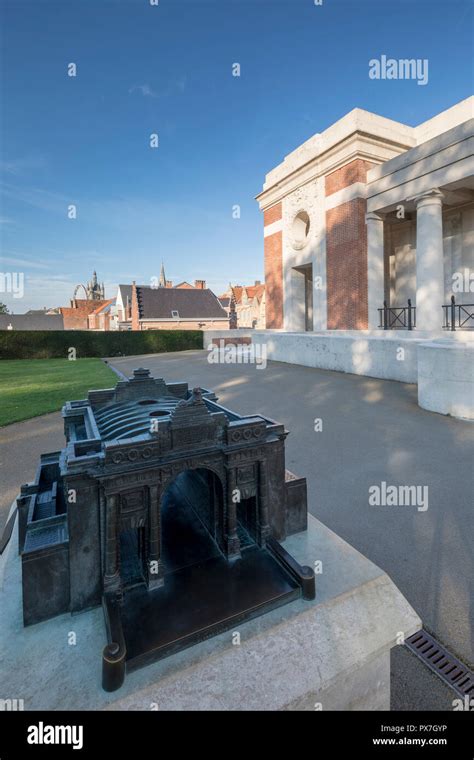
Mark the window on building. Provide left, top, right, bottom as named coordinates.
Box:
left=292, top=211, right=311, bottom=248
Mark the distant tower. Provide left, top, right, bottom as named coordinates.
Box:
left=229, top=288, right=237, bottom=329
left=72, top=271, right=105, bottom=305
left=85, top=271, right=105, bottom=300
left=158, top=262, right=167, bottom=288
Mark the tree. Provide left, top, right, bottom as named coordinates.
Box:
left=0, top=302, right=9, bottom=314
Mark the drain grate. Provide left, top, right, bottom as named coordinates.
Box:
left=406, top=629, right=474, bottom=701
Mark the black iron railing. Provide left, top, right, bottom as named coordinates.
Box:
left=378, top=299, right=416, bottom=330
left=442, top=296, right=474, bottom=331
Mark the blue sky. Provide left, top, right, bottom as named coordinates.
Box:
left=1, top=0, right=472, bottom=311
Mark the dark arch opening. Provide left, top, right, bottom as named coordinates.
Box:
left=160, top=468, right=225, bottom=574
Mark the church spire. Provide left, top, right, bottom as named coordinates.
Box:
left=159, top=261, right=166, bottom=288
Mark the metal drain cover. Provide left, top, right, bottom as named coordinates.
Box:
left=406, top=629, right=474, bottom=701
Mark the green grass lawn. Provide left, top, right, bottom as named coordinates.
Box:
left=0, top=358, right=118, bottom=426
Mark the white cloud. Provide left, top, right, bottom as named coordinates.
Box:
left=0, top=183, right=68, bottom=214
left=0, top=155, right=47, bottom=176
left=1, top=274, right=74, bottom=312
left=128, top=83, right=158, bottom=98
left=0, top=253, right=52, bottom=270
left=128, top=77, right=186, bottom=99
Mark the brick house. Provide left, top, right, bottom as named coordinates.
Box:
left=113, top=279, right=210, bottom=330
left=219, top=282, right=266, bottom=328
left=87, top=299, right=116, bottom=331
left=131, top=283, right=230, bottom=330
left=60, top=299, right=111, bottom=330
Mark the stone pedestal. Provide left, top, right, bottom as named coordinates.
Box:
left=0, top=506, right=420, bottom=711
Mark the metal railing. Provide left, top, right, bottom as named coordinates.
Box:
left=442, top=296, right=474, bottom=331
left=378, top=299, right=416, bottom=330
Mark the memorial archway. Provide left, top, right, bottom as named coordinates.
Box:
left=159, top=467, right=226, bottom=575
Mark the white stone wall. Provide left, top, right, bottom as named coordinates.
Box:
left=414, top=97, right=474, bottom=145
left=389, top=221, right=416, bottom=305
left=205, top=329, right=474, bottom=420
left=282, top=176, right=327, bottom=332
left=418, top=341, right=474, bottom=419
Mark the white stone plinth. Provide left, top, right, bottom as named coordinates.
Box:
left=418, top=340, right=474, bottom=420
left=0, top=506, right=420, bottom=711
left=205, top=330, right=474, bottom=419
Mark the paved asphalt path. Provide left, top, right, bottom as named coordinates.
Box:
left=1, top=350, right=472, bottom=710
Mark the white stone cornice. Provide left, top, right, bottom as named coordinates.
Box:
left=260, top=107, right=416, bottom=191
left=256, top=132, right=411, bottom=210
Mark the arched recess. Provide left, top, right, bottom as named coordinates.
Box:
left=158, top=467, right=226, bottom=575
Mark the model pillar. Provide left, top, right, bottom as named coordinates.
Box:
left=148, top=485, right=164, bottom=589
left=226, top=468, right=241, bottom=560
left=257, top=460, right=271, bottom=546
left=103, top=493, right=121, bottom=596
left=412, top=189, right=445, bottom=331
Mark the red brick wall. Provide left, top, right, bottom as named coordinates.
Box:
left=263, top=202, right=283, bottom=329
left=60, top=300, right=108, bottom=330
left=264, top=230, right=283, bottom=329
left=211, top=337, right=251, bottom=346
left=263, top=204, right=282, bottom=227
left=60, top=309, right=89, bottom=330
left=262, top=161, right=377, bottom=332
left=326, top=198, right=368, bottom=329
left=325, top=159, right=376, bottom=197
left=324, top=159, right=377, bottom=329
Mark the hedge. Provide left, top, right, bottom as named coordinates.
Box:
left=0, top=330, right=204, bottom=360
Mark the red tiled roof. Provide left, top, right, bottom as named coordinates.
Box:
left=89, top=298, right=115, bottom=315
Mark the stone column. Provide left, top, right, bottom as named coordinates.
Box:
left=412, top=189, right=445, bottom=331
left=366, top=211, right=385, bottom=329
left=226, top=468, right=241, bottom=560
left=103, top=493, right=121, bottom=596
left=148, top=485, right=164, bottom=589
left=257, top=460, right=271, bottom=546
